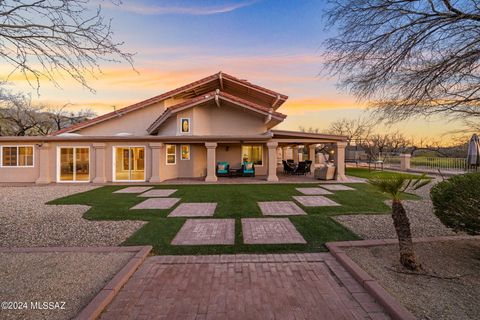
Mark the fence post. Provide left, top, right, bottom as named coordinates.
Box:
left=400, top=154, right=411, bottom=171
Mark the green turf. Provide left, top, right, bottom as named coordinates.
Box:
left=346, top=167, right=429, bottom=179
left=48, top=183, right=419, bottom=255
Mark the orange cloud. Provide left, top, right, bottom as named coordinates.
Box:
left=280, top=98, right=367, bottom=115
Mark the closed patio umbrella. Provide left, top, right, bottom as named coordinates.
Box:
left=467, top=134, right=480, bottom=169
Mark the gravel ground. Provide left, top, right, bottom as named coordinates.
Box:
left=0, top=186, right=145, bottom=247
left=345, top=239, right=480, bottom=320
left=0, top=251, right=134, bottom=320
left=334, top=176, right=458, bottom=239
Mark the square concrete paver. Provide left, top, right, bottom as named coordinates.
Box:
left=114, top=186, right=153, bottom=194
left=138, top=189, right=177, bottom=197
left=293, top=196, right=341, bottom=207
left=258, top=201, right=307, bottom=216
left=320, top=184, right=355, bottom=191
left=131, top=198, right=180, bottom=210
left=168, top=203, right=217, bottom=217
left=296, top=187, right=333, bottom=195
left=171, top=219, right=235, bottom=245
left=242, top=218, right=306, bottom=244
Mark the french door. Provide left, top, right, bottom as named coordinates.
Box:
left=58, top=147, right=90, bottom=182
left=114, top=147, right=145, bottom=181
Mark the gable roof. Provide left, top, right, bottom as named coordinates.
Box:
left=52, top=72, right=288, bottom=136
left=147, top=90, right=287, bottom=135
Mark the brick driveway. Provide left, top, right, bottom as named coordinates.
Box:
left=100, top=253, right=389, bottom=320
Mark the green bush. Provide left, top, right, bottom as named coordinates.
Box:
left=430, top=173, right=480, bottom=235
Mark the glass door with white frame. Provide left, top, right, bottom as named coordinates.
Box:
left=114, top=147, right=145, bottom=181
left=59, top=147, right=90, bottom=182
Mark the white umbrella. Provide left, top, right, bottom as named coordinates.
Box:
left=467, top=134, right=480, bottom=167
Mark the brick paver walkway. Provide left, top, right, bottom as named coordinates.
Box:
left=242, top=218, right=306, bottom=244
left=138, top=189, right=177, bottom=197
left=171, top=219, right=235, bottom=245
left=131, top=198, right=181, bottom=210
left=168, top=203, right=217, bottom=217
left=293, top=196, right=341, bottom=207
left=100, top=253, right=390, bottom=320
left=114, top=186, right=152, bottom=194
left=258, top=201, right=306, bottom=216
left=296, top=187, right=333, bottom=195
left=320, top=184, right=355, bottom=191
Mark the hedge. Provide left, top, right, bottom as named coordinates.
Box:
left=430, top=172, right=480, bottom=235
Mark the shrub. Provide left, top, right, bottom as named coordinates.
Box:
left=430, top=173, right=480, bottom=235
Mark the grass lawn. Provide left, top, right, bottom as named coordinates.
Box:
left=49, top=183, right=419, bottom=255
left=346, top=167, right=430, bottom=179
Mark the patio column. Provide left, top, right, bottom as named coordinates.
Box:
left=35, top=143, right=51, bottom=184
left=92, top=143, right=106, bottom=183
left=334, top=141, right=347, bottom=181
left=205, top=142, right=218, bottom=182
left=292, top=146, right=299, bottom=162
left=309, top=144, right=316, bottom=163
left=149, top=142, right=164, bottom=183
left=267, top=141, right=279, bottom=182
left=282, top=147, right=289, bottom=160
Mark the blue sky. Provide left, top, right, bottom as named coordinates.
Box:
left=3, top=0, right=462, bottom=140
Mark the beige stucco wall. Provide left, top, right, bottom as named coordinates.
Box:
left=75, top=101, right=166, bottom=136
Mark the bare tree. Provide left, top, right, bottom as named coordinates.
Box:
left=327, top=116, right=374, bottom=145
left=323, top=0, right=480, bottom=129
left=359, top=131, right=410, bottom=160
left=0, top=0, right=134, bottom=91
left=46, top=104, right=95, bottom=132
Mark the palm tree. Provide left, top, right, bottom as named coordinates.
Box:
left=368, top=174, right=430, bottom=271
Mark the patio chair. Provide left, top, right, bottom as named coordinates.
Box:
left=286, top=159, right=295, bottom=164
left=241, top=161, right=255, bottom=177
left=293, top=161, right=308, bottom=175
left=314, top=164, right=336, bottom=180
left=282, top=160, right=295, bottom=174
left=216, top=161, right=230, bottom=177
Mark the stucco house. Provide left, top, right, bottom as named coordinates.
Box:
left=0, top=72, right=347, bottom=184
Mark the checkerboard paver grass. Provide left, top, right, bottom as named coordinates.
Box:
left=131, top=198, right=180, bottom=210
left=257, top=201, right=306, bottom=216
left=293, top=196, right=341, bottom=207
left=242, top=218, right=306, bottom=244
left=138, top=189, right=177, bottom=197
left=114, top=186, right=152, bottom=194
left=320, top=184, right=355, bottom=191
left=171, top=219, right=235, bottom=245
left=295, top=187, right=333, bottom=195
left=168, top=203, right=217, bottom=217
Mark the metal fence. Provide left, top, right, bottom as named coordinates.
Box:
left=383, top=155, right=468, bottom=173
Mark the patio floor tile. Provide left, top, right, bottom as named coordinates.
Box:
left=131, top=198, right=180, bottom=210
left=258, top=201, right=307, bottom=216
left=114, top=186, right=153, bottom=194
left=242, top=218, right=306, bottom=244
left=171, top=219, right=235, bottom=245
left=320, top=184, right=355, bottom=191
left=296, top=187, right=333, bottom=195
left=138, top=189, right=177, bottom=197
left=293, top=196, right=341, bottom=207
left=168, top=203, right=217, bottom=217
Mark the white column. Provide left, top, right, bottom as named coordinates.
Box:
left=334, top=141, right=347, bottom=181
left=35, top=143, right=51, bottom=184
left=400, top=154, right=411, bottom=171
left=149, top=143, right=164, bottom=183
left=92, top=143, right=106, bottom=183
left=292, top=146, right=299, bottom=162
left=205, top=142, right=218, bottom=182
left=309, top=145, right=316, bottom=163
left=267, top=141, right=279, bottom=182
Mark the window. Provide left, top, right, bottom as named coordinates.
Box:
left=2, top=146, right=34, bottom=167
left=181, top=145, right=190, bottom=160
left=114, top=147, right=145, bottom=181
left=241, top=145, right=263, bottom=166
left=166, top=144, right=176, bottom=164
left=58, top=147, right=89, bottom=182
left=180, top=118, right=190, bottom=134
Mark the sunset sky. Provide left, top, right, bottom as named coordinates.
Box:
left=2, top=0, right=464, bottom=141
